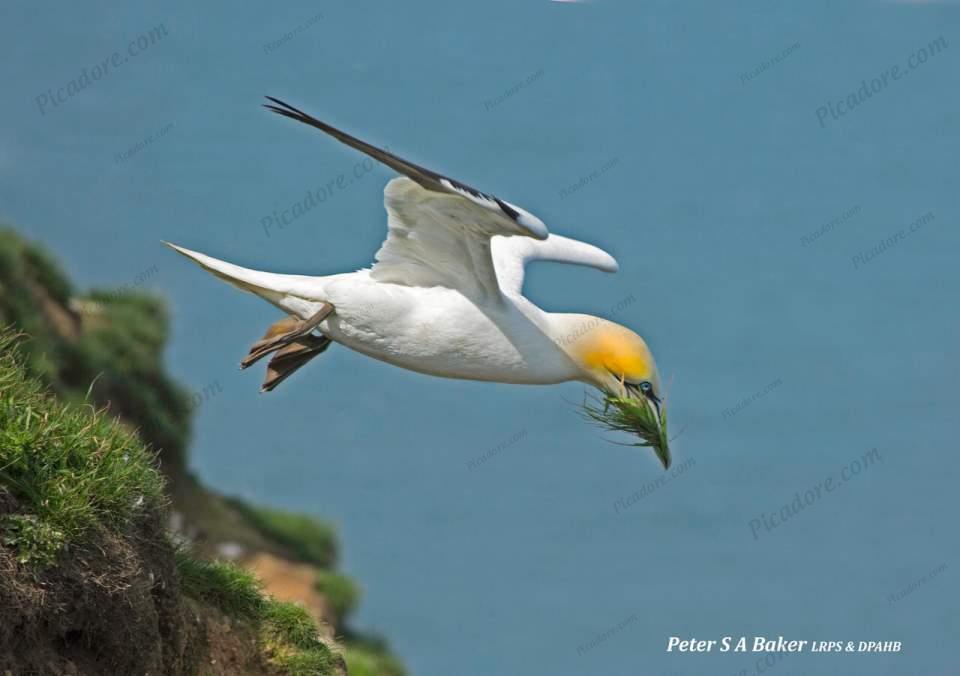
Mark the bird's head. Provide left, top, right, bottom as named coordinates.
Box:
left=556, top=315, right=669, bottom=467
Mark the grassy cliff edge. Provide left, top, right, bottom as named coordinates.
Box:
left=0, top=228, right=404, bottom=676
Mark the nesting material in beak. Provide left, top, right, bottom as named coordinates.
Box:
left=580, top=392, right=671, bottom=469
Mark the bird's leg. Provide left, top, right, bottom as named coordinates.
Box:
left=261, top=333, right=332, bottom=392
left=241, top=302, right=334, bottom=369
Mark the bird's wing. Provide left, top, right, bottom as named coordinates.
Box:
left=263, top=96, right=549, bottom=301
left=491, top=233, right=619, bottom=297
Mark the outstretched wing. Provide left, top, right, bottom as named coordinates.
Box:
left=264, top=96, right=550, bottom=300
left=491, top=234, right=619, bottom=297
left=367, top=177, right=515, bottom=299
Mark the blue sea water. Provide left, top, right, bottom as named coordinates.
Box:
left=2, top=1, right=959, bottom=674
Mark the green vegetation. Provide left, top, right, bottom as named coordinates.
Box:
left=343, top=642, right=407, bottom=676
left=0, top=228, right=406, bottom=675
left=176, top=550, right=342, bottom=675
left=226, top=498, right=339, bottom=568
left=580, top=392, right=671, bottom=469
left=315, top=570, right=362, bottom=626
left=0, top=330, right=165, bottom=567
left=175, top=548, right=265, bottom=618
left=0, top=229, right=73, bottom=384
left=0, top=330, right=199, bottom=674
left=0, top=228, right=193, bottom=475
left=0, top=334, right=342, bottom=674
left=73, top=292, right=193, bottom=464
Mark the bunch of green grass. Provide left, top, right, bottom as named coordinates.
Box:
left=580, top=392, right=671, bottom=469
left=174, top=549, right=265, bottom=618
left=0, top=329, right=165, bottom=567
left=340, top=631, right=406, bottom=676
left=175, top=550, right=341, bottom=675
left=314, top=569, right=361, bottom=627
left=344, top=644, right=407, bottom=676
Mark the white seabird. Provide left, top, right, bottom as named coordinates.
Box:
left=166, top=97, right=668, bottom=464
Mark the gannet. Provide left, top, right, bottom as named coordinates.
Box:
left=166, top=97, right=668, bottom=466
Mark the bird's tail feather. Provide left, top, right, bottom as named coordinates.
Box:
left=163, top=242, right=317, bottom=308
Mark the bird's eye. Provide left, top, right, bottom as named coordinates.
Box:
left=639, top=381, right=652, bottom=392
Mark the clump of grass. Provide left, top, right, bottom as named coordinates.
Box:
left=580, top=393, right=671, bottom=469
left=261, top=599, right=340, bottom=675
left=174, top=549, right=265, bottom=618
left=225, top=498, right=338, bottom=568
left=343, top=642, right=407, bottom=676
left=258, top=593, right=342, bottom=673
left=0, top=514, right=66, bottom=568
left=314, top=569, right=361, bottom=626
left=0, top=329, right=165, bottom=567
left=175, top=550, right=341, bottom=675
left=273, top=648, right=341, bottom=676
left=261, top=599, right=324, bottom=648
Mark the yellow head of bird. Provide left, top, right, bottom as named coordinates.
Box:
left=562, top=315, right=670, bottom=468
left=564, top=316, right=661, bottom=397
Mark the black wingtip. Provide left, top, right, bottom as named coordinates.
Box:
left=263, top=96, right=305, bottom=116
left=264, top=95, right=287, bottom=107
left=494, top=197, right=520, bottom=221
left=263, top=96, right=287, bottom=113
left=263, top=105, right=305, bottom=126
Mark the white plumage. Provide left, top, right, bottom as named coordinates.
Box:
left=167, top=174, right=617, bottom=385
left=167, top=96, right=661, bottom=413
